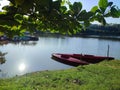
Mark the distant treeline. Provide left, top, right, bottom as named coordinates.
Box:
left=80, top=24, right=120, bottom=36
left=37, top=24, right=120, bottom=36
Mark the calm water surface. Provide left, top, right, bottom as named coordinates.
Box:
left=0, top=36, right=120, bottom=77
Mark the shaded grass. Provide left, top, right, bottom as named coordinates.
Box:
left=0, top=60, right=120, bottom=90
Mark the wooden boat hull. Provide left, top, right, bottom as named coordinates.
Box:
left=52, top=53, right=114, bottom=66
left=52, top=54, right=89, bottom=66
left=71, top=54, right=114, bottom=63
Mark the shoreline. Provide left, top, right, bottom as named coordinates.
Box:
left=0, top=60, right=120, bottom=89
left=70, top=34, right=120, bottom=41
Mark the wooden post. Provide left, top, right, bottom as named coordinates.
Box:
left=107, top=45, right=110, bottom=57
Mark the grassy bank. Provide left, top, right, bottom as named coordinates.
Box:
left=0, top=60, right=120, bottom=90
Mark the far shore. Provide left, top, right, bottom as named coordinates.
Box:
left=66, top=33, right=120, bottom=41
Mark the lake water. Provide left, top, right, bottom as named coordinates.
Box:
left=0, top=35, right=120, bottom=78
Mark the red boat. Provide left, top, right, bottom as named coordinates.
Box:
left=52, top=53, right=89, bottom=66
left=52, top=53, right=114, bottom=66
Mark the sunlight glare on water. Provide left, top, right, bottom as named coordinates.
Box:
left=19, top=63, right=26, bottom=72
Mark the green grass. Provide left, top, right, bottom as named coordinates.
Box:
left=0, top=60, right=120, bottom=90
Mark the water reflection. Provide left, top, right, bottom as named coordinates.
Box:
left=0, top=51, right=7, bottom=78
left=11, top=41, right=38, bottom=46
left=19, top=63, right=26, bottom=72
left=0, top=51, right=7, bottom=64
left=0, top=41, right=9, bottom=45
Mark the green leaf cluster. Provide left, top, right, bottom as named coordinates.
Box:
left=90, top=0, right=120, bottom=25
left=0, top=0, right=119, bottom=36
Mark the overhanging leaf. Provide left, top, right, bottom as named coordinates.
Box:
left=111, top=7, right=120, bottom=18
left=98, top=0, right=108, bottom=13
left=91, top=6, right=98, bottom=13
left=14, top=0, right=25, bottom=6
left=14, top=14, right=23, bottom=23
left=99, top=0, right=108, bottom=8
left=108, top=2, right=113, bottom=7
left=60, top=6, right=67, bottom=13
left=72, top=2, right=82, bottom=16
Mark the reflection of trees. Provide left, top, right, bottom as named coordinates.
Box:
left=0, top=51, right=7, bottom=77
left=0, top=51, right=7, bottom=64
left=11, top=41, right=37, bottom=46
left=21, top=41, right=37, bottom=46
left=0, top=41, right=38, bottom=46
left=0, top=41, right=9, bottom=45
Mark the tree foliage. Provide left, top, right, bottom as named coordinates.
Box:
left=0, top=0, right=120, bottom=37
